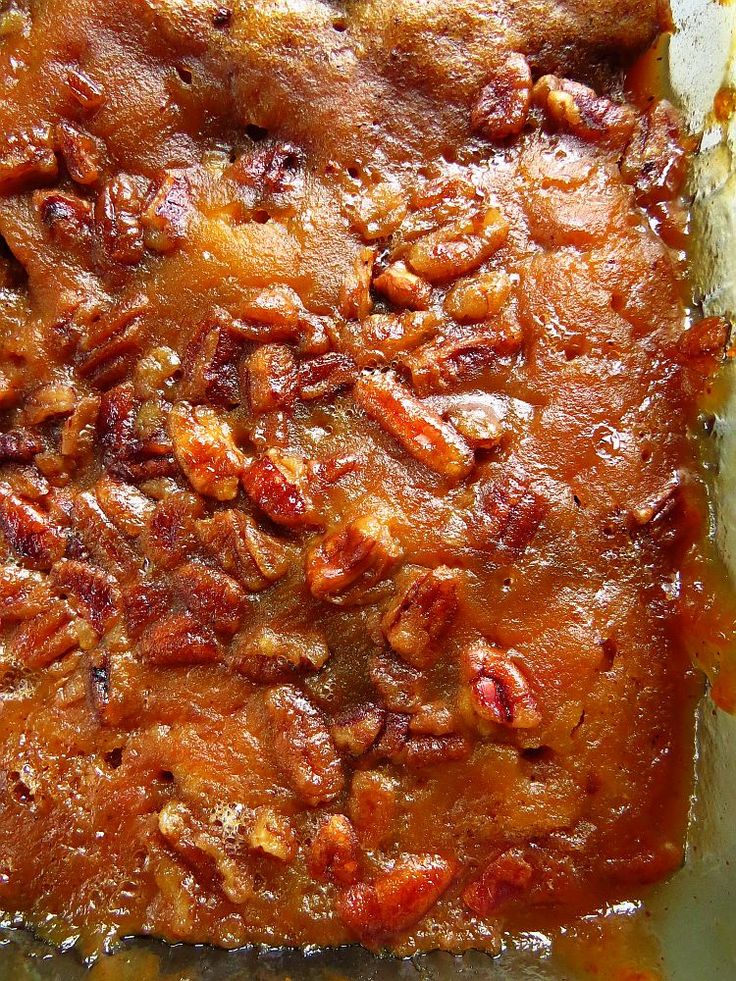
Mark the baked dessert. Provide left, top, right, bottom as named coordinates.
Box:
left=0, top=0, right=727, bottom=959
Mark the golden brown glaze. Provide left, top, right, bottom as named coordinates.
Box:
left=0, top=0, right=725, bottom=957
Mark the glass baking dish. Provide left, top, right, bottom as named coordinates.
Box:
left=1, top=0, right=734, bottom=977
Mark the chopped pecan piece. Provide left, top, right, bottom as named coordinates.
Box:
left=234, top=626, right=330, bottom=682
left=339, top=854, right=456, bottom=941
left=246, top=344, right=298, bottom=414
left=140, top=491, right=204, bottom=569
left=308, top=815, right=361, bottom=885
left=195, top=510, right=294, bottom=590
left=354, top=372, right=473, bottom=480
left=368, top=652, right=423, bottom=712
left=381, top=567, right=458, bottom=668
left=348, top=771, right=397, bottom=847
left=621, top=100, right=689, bottom=204
left=0, top=484, right=66, bottom=570
left=445, top=400, right=505, bottom=450
left=402, top=323, right=522, bottom=395
left=628, top=474, right=681, bottom=529
left=335, top=311, right=440, bottom=368
left=242, top=451, right=319, bottom=529
left=409, top=701, right=457, bottom=736
left=248, top=807, right=297, bottom=861
left=158, top=799, right=250, bottom=904
left=0, top=430, right=44, bottom=464
left=60, top=395, right=100, bottom=461
left=141, top=171, right=191, bottom=252
left=66, top=68, right=105, bottom=114
left=462, top=848, right=533, bottom=915
left=0, top=125, right=58, bottom=193
left=180, top=315, right=241, bottom=407
left=407, top=208, right=508, bottom=284
left=471, top=474, right=546, bottom=559
left=460, top=642, right=541, bottom=729
left=94, top=174, right=146, bottom=266
left=532, top=75, right=637, bottom=149
left=12, top=602, right=82, bottom=669
left=172, top=561, right=247, bottom=635
left=306, top=514, right=402, bottom=605
left=472, top=53, right=532, bottom=140
left=346, top=179, right=408, bottom=241
left=373, top=261, right=432, bottom=311
left=230, top=141, right=302, bottom=197
left=264, top=685, right=344, bottom=806
left=24, top=383, right=77, bottom=426
left=55, top=121, right=101, bottom=185
left=35, top=190, right=93, bottom=249
left=332, top=703, right=386, bottom=756
left=296, top=352, right=357, bottom=402
left=169, top=401, right=244, bottom=500
left=444, top=271, right=512, bottom=324
left=138, top=611, right=221, bottom=666
left=339, top=247, right=375, bottom=320
left=50, top=559, right=121, bottom=635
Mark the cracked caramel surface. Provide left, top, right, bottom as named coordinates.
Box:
left=0, top=0, right=725, bottom=958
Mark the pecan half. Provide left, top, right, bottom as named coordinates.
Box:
left=94, top=476, right=153, bottom=537
left=296, top=352, right=357, bottom=402
left=444, top=271, right=512, bottom=324
left=66, top=68, right=105, bottom=114
left=354, top=372, right=473, bottom=480
left=470, top=474, right=546, bottom=560
left=306, top=514, right=402, bottom=605
left=140, top=491, right=204, bottom=569
left=381, top=567, right=459, bottom=668
left=169, top=401, right=244, bottom=500
left=242, top=450, right=320, bottom=529
left=532, top=75, right=637, bottom=149
left=94, top=174, right=146, bottom=266
left=462, top=848, right=533, bottom=916
left=172, top=561, right=247, bottom=635
left=348, top=771, right=397, bottom=847
left=72, top=490, right=140, bottom=579
left=35, top=190, right=93, bottom=250
left=55, top=121, right=101, bottom=186
left=179, top=314, right=241, bottom=407
left=460, top=642, right=541, bottom=729
left=246, top=344, right=298, bottom=414
left=234, top=625, right=330, bottom=682
left=141, top=171, right=191, bottom=252
left=0, top=430, right=44, bottom=464
left=334, top=311, right=440, bottom=368
left=0, top=484, right=66, bottom=570
left=471, top=53, right=532, bottom=141
left=50, top=559, right=121, bottom=635
left=331, top=703, right=386, bottom=756
left=621, top=100, right=689, bottom=204
left=12, top=602, right=82, bottom=669
left=0, top=567, right=50, bottom=622
left=137, top=611, right=221, bottom=666
left=264, top=684, right=344, bottom=806
left=402, top=323, right=522, bottom=395
left=308, top=814, right=361, bottom=885
left=338, top=854, right=455, bottom=941
left=406, top=207, right=508, bottom=284
left=373, top=261, right=432, bottom=311
left=0, top=125, right=58, bottom=194
left=195, top=510, right=294, bottom=590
